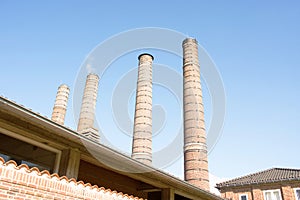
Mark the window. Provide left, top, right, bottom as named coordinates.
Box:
left=294, top=188, right=300, bottom=200
left=0, top=132, right=61, bottom=173
left=263, top=189, right=282, bottom=200
left=239, top=194, right=248, bottom=200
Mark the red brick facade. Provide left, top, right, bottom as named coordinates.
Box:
left=0, top=157, right=143, bottom=200
left=220, top=182, right=300, bottom=200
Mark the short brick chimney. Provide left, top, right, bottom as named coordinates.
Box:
left=51, top=84, right=70, bottom=125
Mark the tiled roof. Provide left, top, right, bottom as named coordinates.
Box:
left=216, top=168, right=300, bottom=189
left=0, top=157, right=144, bottom=200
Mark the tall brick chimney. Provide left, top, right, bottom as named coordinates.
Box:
left=51, top=84, right=70, bottom=125
left=182, top=38, right=209, bottom=190
left=77, top=73, right=100, bottom=141
left=131, top=53, right=154, bottom=165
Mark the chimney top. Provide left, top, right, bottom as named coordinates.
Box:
left=87, top=73, right=99, bottom=79
left=182, top=38, right=198, bottom=46
left=138, top=53, right=154, bottom=61
left=58, top=84, right=69, bottom=89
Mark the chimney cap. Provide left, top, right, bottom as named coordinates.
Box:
left=138, top=53, right=154, bottom=61
left=182, top=38, right=198, bottom=45
left=87, top=73, right=100, bottom=80
left=58, top=84, right=70, bottom=89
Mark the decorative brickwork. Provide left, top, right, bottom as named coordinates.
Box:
left=0, top=157, right=144, bottom=200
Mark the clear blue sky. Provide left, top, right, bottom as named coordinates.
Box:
left=1, top=1, right=300, bottom=182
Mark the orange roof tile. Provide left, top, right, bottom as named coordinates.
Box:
left=0, top=157, right=145, bottom=200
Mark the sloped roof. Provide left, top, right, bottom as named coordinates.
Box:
left=216, top=168, right=300, bottom=189
left=0, top=96, right=224, bottom=200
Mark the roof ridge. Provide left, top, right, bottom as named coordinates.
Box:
left=0, top=95, right=76, bottom=131
left=216, top=167, right=300, bottom=189
left=0, top=157, right=144, bottom=200
left=0, top=95, right=49, bottom=119
left=273, top=167, right=300, bottom=171
left=216, top=168, right=273, bottom=186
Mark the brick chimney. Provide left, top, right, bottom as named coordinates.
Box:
left=51, top=84, right=70, bottom=125
left=131, top=53, right=154, bottom=165
left=182, top=38, right=209, bottom=190
left=77, top=73, right=100, bottom=141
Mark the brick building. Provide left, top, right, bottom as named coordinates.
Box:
left=216, top=168, right=300, bottom=200
left=0, top=95, right=221, bottom=200
left=0, top=38, right=220, bottom=200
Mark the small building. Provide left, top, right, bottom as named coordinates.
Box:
left=216, top=168, right=300, bottom=200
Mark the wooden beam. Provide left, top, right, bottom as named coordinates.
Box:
left=59, top=148, right=80, bottom=179
left=162, top=188, right=175, bottom=200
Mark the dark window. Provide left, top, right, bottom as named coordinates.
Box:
left=240, top=194, right=248, bottom=200
left=0, top=133, right=57, bottom=173
left=295, top=189, right=300, bottom=200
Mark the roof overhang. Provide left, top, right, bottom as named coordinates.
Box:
left=0, top=96, right=224, bottom=200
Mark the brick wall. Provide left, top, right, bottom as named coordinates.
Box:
left=0, top=157, right=144, bottom=200
left=220, top=183, right=300, bottom=200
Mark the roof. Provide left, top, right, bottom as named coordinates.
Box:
left=0, top=157, right=144, bottom=200
left=0, top=96, right=224, bottom=200
left=216, top=168, right=300, bottom=189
